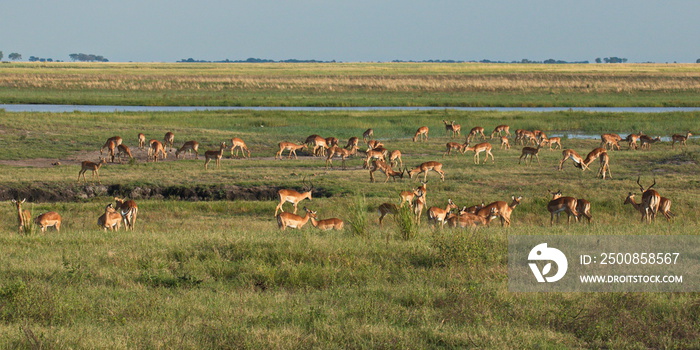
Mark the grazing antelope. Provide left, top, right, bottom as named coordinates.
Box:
left=277, top=207, right=316, bottom=230
left=500, top=136, right=511, bottom=150
left=576, top=199, right=592, bottom=224
left=12, top=199, right=31, bottom=234
left=413, top=126, right=429, bottom=142
left=230, top=137, right=251, bottom=158
left=534, top=130, right=548, bottom=143
left=597, top=151, right=612, bottom=179
left=636, top=177, right=661, bottom=223
left=427, top=199, right=458, bottom=228
left=515, top=130, right=537, bottom=146
left=175, top=141, right=200, bottom=159
left=466, top=126, right=486, bottom=143
left=163, top=132, right=175, bottom=151
left=97, top=203, right=122, bottom=231
left=204, top=142, right=226, bottom=170
left=639, top=135, right=661, bottom=150
left=408, top=161, right=445, bottom=182
left=78, top=158, right=107, bottom=183
left=518, top=141, right=544, bottom=166
left=671, top=131, right=692, bottom=149
left=345, top=136, right=359, bottom=150
left=100, top=136, right=122, bottom=155
left=448, top=207, right=500, bottom=228
left=443, top=120, right=461, bottom=138
left=305, top=135, right=329, bottom=157
left=363, top=129, right=374, bottom=142
left=114, top=197, right=138, bottom=230
left=465, top=142, right=494, bottom=164
left=547, top=190, right=579, bottom=225
left=138, top=133, right=146, bottom=150
left=582, top=148, right=607, bottom=171
left=34, top=211, right=62, bottom=233
left=274, top=188, right=313, bottom=216
left=377, top=203, right=399, bottom=227
left=150, top=140, right=167, bottom=162
left=600, top=133, right=622, bottom=151
left=625, top=132, right=643, bottom=150
left=490, top=125, right=511, bottom=139
left=389, top=150, right=403, bottom=169
left=275, top=142, right=307, bottom=160
left=558, top=149, right=588, bottom=171
left=326, top=145, right=358, bottom=169
left=545, top=137, right=562, bottom=151
left=369, top=160, right=405, bottom=183
left=444, top=141, right=468, bottom=156
left=116, top=144, right=133, bottom=163
left=310, top=216, right=344, bottom=231
left=476, top=196, right=522, bottom=227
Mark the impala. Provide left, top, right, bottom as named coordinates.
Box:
left=625, top=192, right=674, bottom=221
left=463, top=202, right=485, bottom=214
left=363, top=148, right=386, bottom=169
left=150, top=140, right=167, bottom=162
left=576, top=199, right=592, bottom=223
left=389, top=149, right=403, bottom=168
left=582, top=147, right=607, bottom=170
left=500, top=137, right=511, bottom=150
left=600, top=133, right=622, bottom=151
left=413, top=190, right=426, bottom=224
left=597, top=151, right=612, bottom=179
left=369, top=160, right=405, bottom=183
left=163, top=132, right=175, bottom=151
left=78, top=158, right=107, bottom=183
left=116, top=144, right=133, bottom=163
left=138, top=133, right=146, bottom=150
left=362, top=128, right=374, bottom=142
left=408, top=161, right=445, bottom=182
left=412, top=126, right=429, bottom=142
left=671, top=131, right=692, bottom=149
left=518, top=141, right=544, bottom=166
left=34, top=210, right=62, bottom=232
left=274, top=187, right=313, bottom=216
left=230, top=137, right=251, bottom=158
left=547, top=190, right=579, bottom=225
left=326, top=136, right=339, bottom=148
left=204, top=142, right=226, bottom=170
left=114, top=197, right=138, bottom=230
left=427, top=199, right=458, bottom=228
left=377, top=203, right=399, bottom=227
left=533, top=130, right=546, bottom=142
left=305, top=135, right=328, bottom=157
left=105, top=140, right=117, bottom=163
left=310, top=216, right=345, bottom=231
left=544, top=137, right=562, bottom=150
left=175, top=140, right=200, bottom=159
left=367, top=140, right=384, bottom=150
left=558, top=149, right=588, bottom=171
left=12, top=199, right=31, bottom=234
left=466, top=126, right=486, bottom=143
left=625, top=132, right=643, bottom=150
left=476, top=196, right=522, bottom=227
left=465, top=142, right=494, bottom=164
left=448, top=207, right=499, bottom=228
left=100, top=136, right=122, bottom=155
left=490, top=125, right=511, bottom=139
left=345, top=136, right=359, bottom=150
left=444, top=141, right=468, bottom=156
left=443, top=120, right=461, bottom=138
left=275, top=142, right=307, bottom=160
left=326, top=145, right=358, bottom=169
left=636, top=177, right=661, bottom=223
left=277, top=207, right=316, bottom=230
left=399, top=189, right=419, bottom=208
left=98, top=203, right=122, bottom=231
left=517, top=130, right=537, bottom=146
left=639, top=135, right=661, bottom=150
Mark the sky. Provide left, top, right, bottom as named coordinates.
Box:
left=2, top=0, right=700, bottom=63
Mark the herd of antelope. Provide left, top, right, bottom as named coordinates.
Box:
left=9, top=122, right=692, bottom=233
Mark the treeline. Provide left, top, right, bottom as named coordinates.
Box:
left=178, top=57, right=334, bottom=63
left=69, top=53, right=109, bottom=62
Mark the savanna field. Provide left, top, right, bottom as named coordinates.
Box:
left=0, top=63, right=699, bottom=349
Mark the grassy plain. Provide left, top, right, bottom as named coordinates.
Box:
left=0, top=109, right=698, bottom=348
left=2, top=62, right=700, bottom=106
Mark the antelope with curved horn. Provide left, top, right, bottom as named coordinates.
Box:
left=636, top=177, right=661, bottom=223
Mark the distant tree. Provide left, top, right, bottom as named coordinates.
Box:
left=0, top=51, right=3, bottom=61
left=603, top=57, right=627, bottom=63
left=595, top=58, right=602, bottom=63
left=9, top=53, right=22, bottom=61
left=69, top=53, right=109, bottom=62
left=696, top=58, right=700, bottom=63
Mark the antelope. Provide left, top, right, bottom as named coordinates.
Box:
left=597, top=151, right=612, bottom=179
left=116, top=144, right=133, bottom=163
left=114, top=197, right=138, bottom=230
left=105, top=140, right=117, bottom=163
left=150, top=140, right=167, bottom=161
left=463, top=202, right=485, bottom=214
left=448, top=207, right=499, bottom=228
left=367, top=140, right=384, bottom=150
left=639, top=135, right=661, bottom=150
left=413, top=190, right=426, bottom=224
left=490, top=125, right=511, bottom=139
left=163, top=132, right=175, bottom=151
left=399, top=189, right=419, bottom=208
left=626, top=193, right=674, bottom=221
left=78, top=158, right=107, bottom=183
left=465, top=142, right=494, bottom=164
left=204, top=142, right=226, bottom=169
left=576, top=199, right=592, bottom=223
left=443, top=120, right=461, bottom=138
left=369, top=160, right=405, bottom=183
left=310, top=216, right=345, bottom=231
left=547, top=190, right=579, bottom=225
left=97, top=203, right=122, bottom=231
left=230, top=137, right=251, bottom=158
left=345, top=136, right=359, bottom=150
left=100, top=136, right=122, bottom=155
left=12, top=199, right=31, bottom=234
left=377, top=203, right=399, bottom=227
left=466, top=126, right=486, bottom=143
left=600, top=134, right=622, bottom=151
left=518, top=141, right=544, bottom=166
left=582, top=148, right=607, bottom=170
left=500, top=137, right=511, bottom=150
left=518, top=130, right=537, bottom=146
left=363, top=148, right=387, bottom=169
left=175, top=141, right=200, bottom=159
left=545, top=137, right=562, bottom=150
left=408, top=161, right=445, bottom=182
left=275, top=142, right=307, bottom=160
left=274, top=187, right=313, bottom=216
left=427, top=199, right=458, bottom=228
left=558, top=149, right=589, bottom=171
left=476, top=196, right=522, bottom=227
left=326, top=137, right=339, bottom=148
left=444, top=141, right=468, bottom=156
left=363, top=129, right=374, bottom=142
left=412, top=126, right=429, bottom=142
left=625, top=132, right=643, bottom=150
left=389, top=150, right=403, bottom=169
left=277, top=207, right=316, bottom=230
left=34, top=211, right=62, bottom=233
left=534, top=130, right=548, bottom=143
left=671, top=131, right=692, bottom=149
left=326, top=145, right=358, bottom=169
left=636, top=177, right=661, bottom=223
left=305, top=135, right=328, bottom=157
left=138, top=133, right=146, bottom=150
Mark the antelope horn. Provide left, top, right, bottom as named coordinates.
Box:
left=636, top=176, right=645, bottom=192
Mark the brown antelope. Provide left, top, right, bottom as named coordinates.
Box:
left=97, top=203, right=122, bottom=231
left=639, top=135, right=661, bottom=150
left=369, top=160, right=405, bottom=183
left=500, top=136, right=511, bottom=150
left=491, top=125, right=511, bottom=139
left=100, top=136, right=123, bottom=155
left=377, top=203, right=399, bottom=226
left=34, top=211, right=62, bottom=232
left=345, top=136, right=359, bottom=150
left=624, top=192, right=674, bottom=222
left=444, top=141, right=468, bottom=156
left=545, top=137, right=562, bottom=150
left=413, top=126, right=429, bottom=142
left=363, top=128, right=374, bottom=142
left=576, top=199, right=592, bottom=223
left=367, top=140, right=384, bottom=150
left=277, top=207, right=316, bottom=230
left=547, top=190, right=579, bottom=225
left=558, top=149, right=588, bottom=171
left=389, top=150, right=403, bottom=168
left=399, top=188, right=420, bottom=208
left=325, top=137, right=339, bottom=148
left=230, top=137, right=251, bottom=158
left=138, top=133, right=146, bottom=150
left=310, top=216, right=345, bottom=231
left=671, top=131, right=692, bottom=149
left=78, top=158, right=107, bottom=183
left=465, top=142, right=494, bottom=164
left=150, top=140, right=167, bottom=162
left=412, top=190, right=426, bottom=224
left=114, top=197, right=138, bottom=230
left=274, top=187, right=313, bottom=216
left=518, top=141, right=544, bottom=166
left=448, top=207, right=500, bottom=228
left=163, top=132, right=175, bottom=151
left=636, top=177, right=661, bottom=223
left=476, top=196, right=522, bottom=227
left=427, top=199, right=458, bottom=228
left=363, top=148, right=387, bottom=169
left=116, top=144, right=133, bottom=163
left=104, top=140, right=117, bottom=163
left=625, top=132, right=643, bottom=150
left=600, top=134, right=622, bottom=151
left=582, top=148, right=607, bottom=170
left=466, top=126, right=486, bottom=143
left=305, top=135, right=329, bottom=157
left=408, top=161, right=445, bottom=182
left=326, top=145, right=358, bottom=169
left=275, top=142, right=307, bottom=160
left=12, top=199, right=31, bottom=233
left=532, top=130, right=546, bottom=143
left=175, top=141, right=200, bottom=159
left=597, top=151, right=612, bottom=179
left=443, top=120, right=461, bottom=138
left=204, top=142, right=226, bottom=170
left=463, top=202, right=485, bottom=214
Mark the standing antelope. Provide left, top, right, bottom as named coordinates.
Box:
left=34, top=211, right=62, bottom=233
left=230, top=137, right=251, bottom=158
left=363, top=129, right=374, bottom=142
left=639, top=135, right=661, bottom=150
left=518, top=141, right=544, bottom=166
left=105, top=140, right=117, bottom=163
left=326, top=145, right=358, bottom=169
left=389, top=150, right=403, bottom=169
left=116, top=144, right=133, bottom=163
left=275, top=142, right=307, bottom=160
left=671, top=131, right=692, bottom=149
left=305, top=135, right=329, bottom=157
left=114, top=197, right=138, bottom=230
left=408, top=162, right=445, bottom=182
left=427, top=199, right=458, bottom=228
left=465, top=142, right=494, bottom=164
left=412, top=190, right=426, bottom=224
left=544, top=137, right=562, bottom=151
left=625, top=132, right=643, bottom=150
left=377, top=203, right=399, bottom=227
left=476, top=196, right=522, bottom=227
left=466, top=126, right=486, bottom=143
left=78, top=158, right=107, bottom=183
left=345, top=137, right=359, bottom=150
left=413, top=126, right=429, bottom=142
left=175, top=141, right=200, bottom=159
left=310, top=216, right=345, bottom=231
left=576, top=199, right=592, bottom=223
left=491, top=125, right=511, bottom=139
left=600, top=134, right=622, bottom=151
left=150, top=140, right=167, bottom=162
left=500, top=137, right=511, bottom=150
left=582, top=148, right=607, bottom=171
left=636, top=177, right=661, bottom=223
left=12, top=199, right=31, bottom=233
left=163, top=132, right=175, bottom=151
left=274, top=188, right=313, bottom=216
left=363, top=148, right=387, bottom=169
left=444, top=141, right=468, bottom=156
left=100, top=136, right=123, bottom=155
left=97, top=203, right=122, bottom=231
left=625, top=193, right=674, bottom=221
left=369, top=160, right=406, bottom=183
left=138, top=133, right=146, bottom=150
left=443, top=120, right=461, bottom=138
left=277, top=207, right=316, bottom=230
left=547, top=190, right=579, bottom=225
left=204, top=142, right=226, bottom=170
left=597, top=151, right=612, bottom=179
left=558, top=149, right=588, bottom=171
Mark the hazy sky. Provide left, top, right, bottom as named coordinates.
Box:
left=2, top=1, right=699, bottom=63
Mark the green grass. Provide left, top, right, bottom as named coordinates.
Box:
left=0, top=109, right=698, bottom=348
